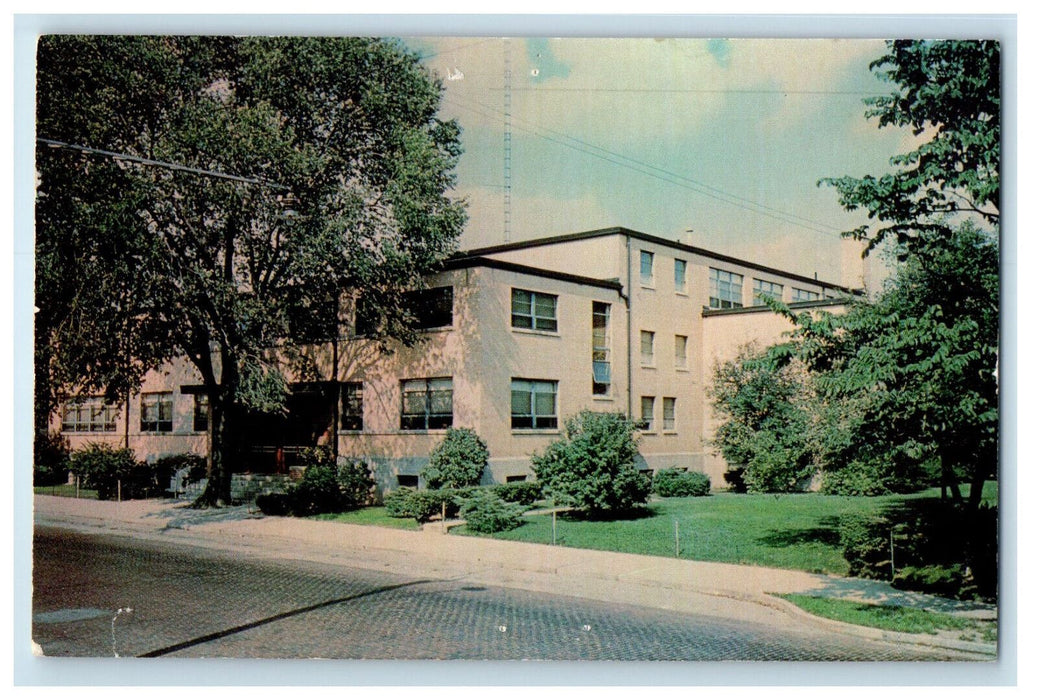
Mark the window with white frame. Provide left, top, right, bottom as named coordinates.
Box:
left=674, top=258, right=687, bottom=293
left=400, top=378, right=453, bottom=430
left=663, top=397, right=676, bottom=431
left=511, top=289, right=558, bottom=332
left=640, top=250, right=654, bottom=286
left=792, top=287, right=821, bottom=302
left=341, top=382, right=363, bottom=431
left=62, top=397, right=119, bottom=433
left=140, top=392, right=173, bottom=433
left=592, top=302, right=611, bottom=395
left=639, top=396, right=655, bottom=431
left=674, top=334, right=688, bottom=369
left=640, top=330, right=655, bottom=366
left=753, top=279, right=783, bottom=304
left=709, top=268, right=743, bottom=309
left=511, top=379, right=558, bottom=430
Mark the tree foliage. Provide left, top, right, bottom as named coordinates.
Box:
left=420, top=428, right=489, bottom=489
left=820, top=40, right=1000, bottom=255
left=35, top=37, right=466, bottom=505
left=531, top=411, right=649, bottom=516
left=709, top=345, right=818, bottom=493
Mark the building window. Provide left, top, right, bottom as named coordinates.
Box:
left=640, top=330, right=655, bottom=366
left=511, top=289, right=558, bottom=332
left=592, top=301, right=611, bottom=395
left=140, top=392, right=173, bottom=433
left=753, top=279, right=783, bottom=304
left=709, top=268, right=743, bottom=309
left=511, top=379, right=558, bottom=430
left=639, top=396, right=655, bottom=431
left=341, top=382, right=363, bottom=431
left=792, top=287, right=821, bottom=302
left=400, top=378, right=453, bottom=430
left=506, top=475, right=528, bottom=483
left=405, top=286, right=453, bottom=329
left=663, top=397, right=676, bottom=431
left=674, top=335, right=688, bottom=369
left=640, top=250, right=654, bottom=286
left=193, top=394, right=210, bottom=432
left=62, top=397, right=119, bottom=433
left=397, top=474, right=419, bottom=488
left=674, top=259, right=687, bottom=293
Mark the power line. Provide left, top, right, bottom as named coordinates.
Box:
left=37, top=138, right=292, bottom=190
left=443, top=94, right=846, bottom=238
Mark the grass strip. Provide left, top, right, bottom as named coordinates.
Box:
left=776, top=593, right=995, bottom=641
left=313, top=507, right=421, bottom=530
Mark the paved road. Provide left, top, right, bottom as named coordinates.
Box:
left=32, top=527, right=965, bottom=661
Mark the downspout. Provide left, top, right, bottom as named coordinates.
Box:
left=625, top=234, right=634, bottom=420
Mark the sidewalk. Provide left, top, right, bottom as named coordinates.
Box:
left=32, top=495, right=997, bottom=657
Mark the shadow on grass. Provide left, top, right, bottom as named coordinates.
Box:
left=756, top=516, right=843, bottom=548
left=557, top=504, right=660, bottom=522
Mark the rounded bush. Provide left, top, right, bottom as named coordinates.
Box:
left=492, top=480, right=543, bottom=506
left=459, top=491, right=525, bottom=533
left=67, top=443, right=143, bottom=500
left=421, top=428, right=489, bottom=489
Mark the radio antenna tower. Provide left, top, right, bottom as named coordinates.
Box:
left=503, top=38, right=512, bottom=243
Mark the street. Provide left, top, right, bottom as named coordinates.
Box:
left=33, top=527, right=963, bottom=661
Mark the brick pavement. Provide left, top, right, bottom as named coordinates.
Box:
left=32, top=494, right=998, bottom=658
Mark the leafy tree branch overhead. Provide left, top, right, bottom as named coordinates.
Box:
left=820, top=40, right=1000, bottom=255
left=35, top=36, right=467, bottom=506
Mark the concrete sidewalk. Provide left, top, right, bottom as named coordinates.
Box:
left=32, top=495, right=997, bottom=657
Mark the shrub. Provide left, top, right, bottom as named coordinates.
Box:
left=421, top=428, right=489, bottom=489
left=531, top=411, right=650, bottom=516
left=255, top=492, right=293, bottom=516
left=384, top=488, right=417, bottom=518
left=492, top=480, right=543, bottom=506
left=291, top=463, right=343, bottom=516
left=653, top=469, right=711, bottom=497
left=67, top=443, right=143, bottom=500
left=34, top=432, right=70, bottom=486
left=459, top=491, right=525, bottom=533
left=337, top=459, right=377, bottom=510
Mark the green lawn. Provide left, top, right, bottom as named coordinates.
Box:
left=34, top=483, right=99, bottom=499
left=777, top=594, right=997, bottom=642
left=313, top=507, right=422, bottom=531
left=470, top=482, right=998, bottom=576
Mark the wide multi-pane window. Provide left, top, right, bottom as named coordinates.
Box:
left=400, top=378, right=453, bottom=430
left=592, top=302, right=611, bottom=395
left=792, top=288, right=821, bottom=302
left=709, top=268, right=743, bottom=309
left=140, top=392, right=173, bottom=432
left=753, top=279, right=783, bottom=304
left=640, top=396, right=655, bottom=431
left=674, top=335, right=688, bottom=369
left=674, top=259, right=687, bottom=293
left=663, top=397, right=676, bottom=431
left=341, top=382, right=363, bottom=431
left=62, top=398, right=118, bottom=433
left=640, top=330, right=655, bottom=366
left=640, top=250, right=654, bottom=285
left=193, top=394, right=210, bottom=432
left=511, top=289, right=558, bottom=332
left=511, top=379, right=558, bottom=430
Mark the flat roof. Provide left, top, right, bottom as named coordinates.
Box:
left=439, top=255, right=624, bottom=292
left=462, top=226, right=857, bottom=294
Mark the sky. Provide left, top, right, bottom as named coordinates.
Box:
left=406, top=37, right=916, bottom=290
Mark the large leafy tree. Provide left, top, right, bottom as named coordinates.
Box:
left=36, top=36, right=466, bottom=505
left=821, top=40, right=1000, bottom=256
